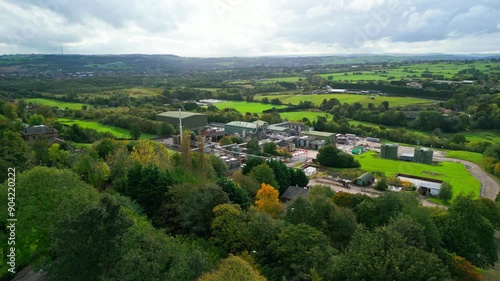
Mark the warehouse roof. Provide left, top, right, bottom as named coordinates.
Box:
left=157, top=111, right=205, bottom=118
left=268, top=125, right=289, bottom=132
left=300, top=130, right=335, bottom=138
left=225, top=121, right=258, bottom=129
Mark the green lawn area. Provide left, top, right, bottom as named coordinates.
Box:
left=122, top=87, right=162, bottom=96
left=354, top=151, right=480, bottom=198
left=280, top=111, right=331, bottom=122
left=57, top=118, right=157, bottom=139
left=25, top=98, right=89, bottom=110
left=215, top=101, right=288, bottom=113
left=255, top=93, right=437, bottom=107
left=446, top=151, right=484, bottom=166
left=463, top=130, right=500, bottom=144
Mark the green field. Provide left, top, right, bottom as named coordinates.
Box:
left=446, top=151, right=484, bottom=166
left=215, top=101, right=287, bottom=113
left=462, top=130, right=500, bottom=144
left=25, top=98, right=89, bottom=110
left=280, top=111, right=331, bottom=122
left=255, top=93, right=437, bottom=107
left=262, top=61, right=500, bottom=83
left=57, top=118, right=157, bottom=139
left=354, top=151, right=481, bottom=198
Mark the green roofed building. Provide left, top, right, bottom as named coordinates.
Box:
left=353, top=173, right=375, bottom=187
left=300, top=130, right=335, bottom=141
left=224, top=120, right=268, bottom=136
left=156, top=111, right=208, bottom=130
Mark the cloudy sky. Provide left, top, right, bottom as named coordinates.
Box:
left=1, top=0, right=500, bottom=56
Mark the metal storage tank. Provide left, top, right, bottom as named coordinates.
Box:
left=413, top=148, right=433, bottom=164
left=381, top=143, right=398, bottom=160
left=422, top=148, right=433, bottom=165
left=413, top=147, right=422, bottom=163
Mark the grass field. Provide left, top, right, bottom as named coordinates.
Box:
left=25, top=98, right=89, bottom=110
left=462, top=130, right=500, bottom=144
left=255, top=93, right=437, bottom=107
left=354, top=151, right=481, bottom=198
left=446, top=151, right=484, bottom=166
left=215, top=101, right=288, bottom=113
left=57, top=118, right=157, bottom=139
left=280, top=111, right=331, bottom=121
left=262, top=61, right=500, bottom=83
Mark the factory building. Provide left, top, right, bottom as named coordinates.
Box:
left=156, top=111, right=208, bottom=130
left=224, top=120, right=268, bottom=136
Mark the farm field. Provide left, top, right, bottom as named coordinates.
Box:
left=354, top=151, right=481, bottom=198
left=462, top=130, right=500, bottom=144
left=215, top=101, right=287, bottom=113
left=280, top=111, right=331, bottom=122
left=446, top=151, right=484, bottom=166
left=25, top=98, right=89, bottom=110
left=57, top=118, right=157, bottom=139
left=255, top=93, right=437, bottom=107
left=261, top=61, right=500, bottom=83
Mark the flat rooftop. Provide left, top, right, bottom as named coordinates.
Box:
left=225, top=121, right=258, bottom=129
left=300, top=130, right=335, bottom=137
left=157, top=111, right=205, bottom=118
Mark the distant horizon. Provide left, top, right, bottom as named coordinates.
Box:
left=2, top=52, right=500, bottom=59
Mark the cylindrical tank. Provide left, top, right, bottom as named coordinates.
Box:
left=422, top=148, right=433, bottom=165
left=387, top=144, right=398, bottom=160
left=413, top=148, right=422, bottom=163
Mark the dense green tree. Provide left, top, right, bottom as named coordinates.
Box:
left=0, top=167, right=100, bottom=267
left=263, top=142, right=279, bottom=155
left=162, top=183, right=229, bottom=237
left=232, top=170, right=261, bottom=199
left=241, top=157, right=265, bottom=175
left=217, top=177, right=251, bottom=209
left=220, top=136, right=233, bottom=146
left=50, top=195, right=134, bottom=281
left=316, top=144, right=360, bottom=168
left=210, top=204, right=246, bottom=253
left=290, top=168, right=309, bottom=187
left=31, top=135, right=50, bottom=165
left=375, top=178, right=388, bottom=191
left=209, top=154, right=228, bottom=178
left=441, top=195, right=498, bottom=267
left=438, top=181, right=453, bottom=203
left=35, top=105, right=56, bottom=119
left=475, top=197, right=500, bottom=230
left=112, top=218, right=216, bottom=281
left=249, top=163, right=279, bottom=189
left=246, top=138, right=260, bottom=155
left=94, top=138, right=118, bottom=159
left=269, top=224, right=336, bottom=280
left=116, top=163, right=175, bottom=218
left=267, top=159, right=291, bottom=195
left=0, top=130, right=29, bottom=183
left=130, top=123, right=142, bottom=139
left=354, top=192, right=403, bottom=229
left=334, top=217, right=450, bottom=281
left=2, top=103, right=18, bottom=120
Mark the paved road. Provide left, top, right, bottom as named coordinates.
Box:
left=434, top=155, right=500, bottom=201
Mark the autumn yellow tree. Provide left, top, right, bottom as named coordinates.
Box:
left=197, top=255, right=266, bottom=281
left=255, top=183, right=283, bottom=218
left=130, top=140, right=171, bottom=170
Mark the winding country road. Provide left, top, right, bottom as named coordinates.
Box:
left=433, top=152, right=500, bottom=201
